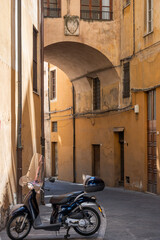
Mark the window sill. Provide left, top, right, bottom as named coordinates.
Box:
left=92, top=109, right=101, bottom=112
left=143, top=31, right=154, bottom=38
left=80, top=18, right=113, bottom=22
left=33, top=91, right=40, bottom=96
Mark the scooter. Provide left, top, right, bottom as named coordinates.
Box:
left=6, top=153, right=105, bottom=240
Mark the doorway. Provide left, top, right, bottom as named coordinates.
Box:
left=51, top=142, right=58, bottom=177
left=119, top=132, right=124, bottom=186
left=147, top=90, right=157, bottom=194
left=92, top=144, right=100, bottom=177
left=114, top=129, right=124, bottom=186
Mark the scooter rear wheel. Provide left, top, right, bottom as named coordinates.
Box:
left=74, top=206, right=101, bottom=236
left=6, top=214, right=31, bottom=240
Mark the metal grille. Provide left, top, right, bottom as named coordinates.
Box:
left=33, top=27, right=37, bottom=92
left=81, top=0, right=113, bottom=20
left=123, top=62, right=130, bottom=98
left=93, top=77, right=100, bottom=110
left=44, top=0, right=61, bottom=18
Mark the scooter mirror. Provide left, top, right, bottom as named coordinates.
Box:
left=49, top=177, right=55, bottom=183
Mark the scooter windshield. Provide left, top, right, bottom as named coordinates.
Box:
left=19, top=153, right=45, bottom=188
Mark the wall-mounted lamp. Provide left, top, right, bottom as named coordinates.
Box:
left=134, top=104, right=139, bottom=114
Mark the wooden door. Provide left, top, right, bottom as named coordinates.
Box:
left=92, top=145, right=100, bottom=177
left=52, top=142, right=58, bottom=176
left=147, top=90, right=157, bottom=193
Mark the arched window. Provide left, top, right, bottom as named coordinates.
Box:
left=44, top=0, right=61, bottom=18
left=81, top=0, right=113, bottom=20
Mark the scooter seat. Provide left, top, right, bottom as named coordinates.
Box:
left=49, top=191, right=83, bottom=205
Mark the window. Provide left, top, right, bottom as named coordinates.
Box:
left=123, top=62, right=130, bottom=98
left=33, top=27, right=37, bottom=92
left=93, top=77, right=100, bottom=110
left=81, top=0, right=113, bottom=20
left=44, top=0, right=61, bottom=18
left=144, top=0, right=153, bottom=34
left=52, top=122, right=57, bottom=132
left=50, top=70, right=56, bottom=100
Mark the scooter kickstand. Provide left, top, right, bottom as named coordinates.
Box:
left=64, top=227, right=71, bottom=239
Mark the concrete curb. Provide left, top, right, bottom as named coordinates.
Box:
left=98, top=207, right=107, bottom=239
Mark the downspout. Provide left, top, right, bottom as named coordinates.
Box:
left=72, top=84, right=76, bottom=183
left=40, top=0, right=45, bottom=157
left=40, top=0, right=45, bottom=205
left=133, top=0, right=135, bottom=55
left=17, top=0, right=22, bottom=204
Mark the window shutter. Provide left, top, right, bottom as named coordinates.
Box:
left=52, top=71, right=56, bottom=99
left=148, top=0, right=153, bottom=33
left=33, top=28, right=37, bottom=92
left=49, top=70, right=52, bottom=100
left=144, top=0, right=147, bottom=33
left=93, top=77, right=100, bottom=110
left=49, top=70, right=56, bottom=100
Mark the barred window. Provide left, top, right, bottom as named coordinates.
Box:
left=33, top=27, right=37, bottom=92
left=123, top=62, right=130, bottom=98
left=52, top=122, right=57, bottom=132
left=51, top=70, right=56, bottom=100
left=44, top=0, right=61, bottom=18
left=81, top=0, right=113, bottom=20
left=93, top=77, right=100, bottom=110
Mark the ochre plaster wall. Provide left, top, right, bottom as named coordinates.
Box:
left=0, top=0, right=17, bottom=226
left=44, top=0, right=121, bottom=69
left=0, top=0, right=42, bottom=225
left=50, top=66, right=73, bottom=182
left=75, top=91, right=147, bottom=191
left=44, top=0, right=160, bottom=195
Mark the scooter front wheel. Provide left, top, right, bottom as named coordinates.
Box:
left=74, top=206, right=101, bottom=236
left=6, top=214, right=31, bottom=240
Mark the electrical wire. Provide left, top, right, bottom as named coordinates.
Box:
left=45, top=106, right=72, bottom=114
left=49, top=105, right=134, bottom=121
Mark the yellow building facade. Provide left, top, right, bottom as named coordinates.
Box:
left=44, top=0, right=160, bottom=195
left=0, top=0, right=43, bottom=229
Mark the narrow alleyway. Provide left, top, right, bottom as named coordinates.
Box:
left=1, top=181, right=160, bottom=240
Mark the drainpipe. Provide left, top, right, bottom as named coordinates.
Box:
left=40, top=0, right=45, bottom=157
left=133, top=0, right=135, bottom=55
left=40, top=0, right=45, bottom=205
left=72, top=84, right=76, bottom=183
left=17, top=0, right=22, bottom=204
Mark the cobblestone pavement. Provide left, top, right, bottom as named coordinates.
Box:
left=1, top=180, right=160, bottom=240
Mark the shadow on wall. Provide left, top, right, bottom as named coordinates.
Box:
left=0, top=72, right=41, bottom=230
left=21, top=69, right=41, bottom=196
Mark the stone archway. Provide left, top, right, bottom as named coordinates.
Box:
left=44, top=41, right=120, bottom=87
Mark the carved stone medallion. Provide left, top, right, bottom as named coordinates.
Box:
left=64, top=15, right=79, bottom=36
